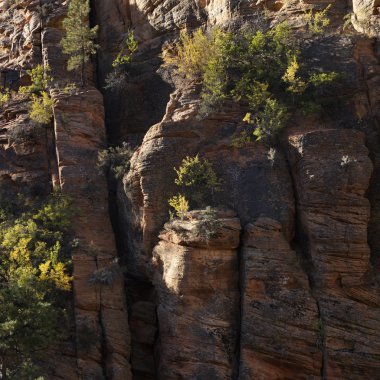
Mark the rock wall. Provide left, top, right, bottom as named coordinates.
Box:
left=152, top=211, right=241, bottom=379
left=44, top=5, right=132, bottom=379
left=51, top=88, right=132, bottom=379
left=286, top=128, right=380, bottom=378
left=0, top=1, right=132, bottom=378
left=239, top=218, right=321, bottom=379
left=115, top=0, right=380, bottom=377
left=352, top=0, right=380, bottom=36
left=1, top=0, right=380, bottom=379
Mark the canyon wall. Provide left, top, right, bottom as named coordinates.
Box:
left=1, top=0, right=380, bottom=379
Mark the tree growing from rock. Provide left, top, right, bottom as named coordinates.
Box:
left=61, top=0, right=99, bottom=86
left=168, top=155, right=221, bottom=219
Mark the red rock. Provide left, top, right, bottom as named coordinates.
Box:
left=152, top=211, right=242, bottom=379
left=240, top=218, right=321, bottom=379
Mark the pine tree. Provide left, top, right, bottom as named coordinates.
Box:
left=61, top=0, right=99, bottom=86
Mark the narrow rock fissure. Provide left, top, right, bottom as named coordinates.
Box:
left=316, top=301, right=327, bottom=380
left=281, top=144, right=326, bottom=379
left=152, top=301, right=160, bottom=377
left=86, top=7, right=118, bottom=379
left=98, top=281, right=109, bottom=380
left=356, top=39, right=380, bottom=270
left=90, top=0, right=101, bottom=90
left=45, top=118, right=55, bottom=191
left=125, top=0, right=132, bottom=25
left=232, top=228, right=245, bottom=380
left=39, top=3, right=55, bottom=195
left=363, top=123, right=380, bottom=269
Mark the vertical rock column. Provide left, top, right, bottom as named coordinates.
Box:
left=40, top=6, right=132, bottom=379
left=239, top=218, right=321, bottom=379
left=288, top=130, right=373, bottom=289
left=287, top=128, right=380, bottom=379
left=353, top=38, right=380, bottom=267
left=152, top=210, right=241, bottom=379
left=51, top=88, right=132, bottom=379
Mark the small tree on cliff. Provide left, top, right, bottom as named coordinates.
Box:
left=61, top=0, right=99, bottom=86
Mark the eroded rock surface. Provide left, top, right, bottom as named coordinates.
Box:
left=287, top=128, right=380, bottom=378
left=1, top=0, right=380, bottom=379
left=152, top=210, right=241, bottom=379
left=0, top=1, right=132, bottom=378
left=240, top=218, right=321, bottom=379
left=52, top=88, right=132, bottom=379
left=287, top=129, right=373, bottom=288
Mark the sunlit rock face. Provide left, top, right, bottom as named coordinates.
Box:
left=1, top=0, right=380, bottom=378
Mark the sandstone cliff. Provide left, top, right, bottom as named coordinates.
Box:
left=1, top=0, right=380, bottom=379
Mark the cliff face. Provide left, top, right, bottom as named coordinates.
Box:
left=1, top=0, right=380, bottom=379
left=0, top=2, right=131, bottom=378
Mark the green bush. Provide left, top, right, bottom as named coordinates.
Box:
left=164, top=21, right=338, bottom=144
left=164, top=28, right=217, bottom=79
left=304, top=4, right=332, bottom=35
left=105, top=31, right=139, bottom=92
left=252, top=99, right=288, bottom=142
left=168, top=194, right=189, bottom=220
left=16, top=64, right=55, bottom=128
left=30, top=91, right=54, bottom=125
left=97, top=143, right=134, bottom=179
left=172, top=155, right=221, bottom=207
left=0, top=89, right=11, bottom=107
left=19, top=64, right=52, bottom=95
left=0, top=192, right=73, bottom=378
left=112, top=30, right=138, bottom=67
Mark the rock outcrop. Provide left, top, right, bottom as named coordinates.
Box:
left=352, top=0, right=380, bottom=36
left=240, top=218, right=321, bottom=379
left=287, top=128, right=380, bottom=378
left=1, top=0, right=380, bottom=379
left=152, top=210, right=241, bottom=379
left=287, top=129, right=373, bottom=288
left=0, top=1, right=132, bottom=378
left=51, top=88, right=132, bottom=379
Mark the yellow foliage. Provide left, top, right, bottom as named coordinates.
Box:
left=0, top=192, right=73, bottom=374
left=168, top=194, right=189, bottom=220
left=19, top=64, right=52, bottom=95
left=0, top=90, right=11, bottom=106
left=243, top=113, right=252, bottom=123
left=163, top=28, right=228, bottom=80
left=282, top=56, right=307, bottom=94
left=9, top=237, right=32, bottom=263
left=30, top=91, right=54, bottom=125
left=304, top=4, right=332, bottom=34
left=112, top=30, right=138, bottom=67
left=0, top=194, right=73, bottom=293
left=39, top=260, right=72, bottom=291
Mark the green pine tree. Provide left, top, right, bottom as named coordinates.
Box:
left=61, top=0, right=99, bottom=86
